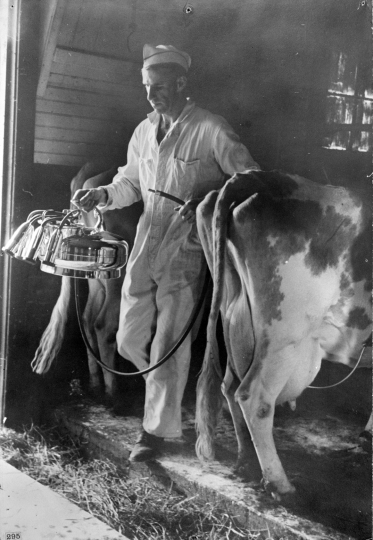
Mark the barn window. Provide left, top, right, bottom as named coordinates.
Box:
left=323, top=51, right=372, bottom=152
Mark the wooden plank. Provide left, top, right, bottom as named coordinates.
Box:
left=36, top=97, right=116, bottom=120
left=35, top=125, right=119, bottom=144
left=44, top=85, right=123, bottom=108
left=53, top=47, right=141, bottom=85
left=49, top=72, right=140, bottom=96
left=43, top=85, right=146, bottom=112
left=34, top=139, right=122, bottom=157
left=35, top=111, right=118, bottom=132
left=35, top=139, right=120, bottom=156
left=37, top=0, right=66, bottom=97
left=34, top=151, right=86, bottom=167
left=35, top=103, right=145, bottom=137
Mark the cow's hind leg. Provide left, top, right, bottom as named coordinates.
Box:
left=236, top=341, right=305, bottom=499
left=94, top=278, right=122, bottom=402
left=222, top=282, right=259, bottom=479
left=83, top=279, right=106, bottom=397
left=222, top=365, right=260, bottom=479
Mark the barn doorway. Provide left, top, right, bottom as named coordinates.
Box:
left=0, top=0, right=19, bottom=428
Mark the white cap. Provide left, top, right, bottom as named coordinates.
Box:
left=143, top=44, right=191, bottom=72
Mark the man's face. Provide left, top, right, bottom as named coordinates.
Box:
left=142, top=68, right=180, bottom=116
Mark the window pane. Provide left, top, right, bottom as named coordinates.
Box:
left=324, top=51, right=371, bottom=152
left=323, top=131, right=351, bottom=150
left=326, top=95, right=354, bottom=124
left=352, top=131, right=372, bottom=152
left=329, top=52, right=356, bottom=96
left=355, top=99, right=372, bottom=124
left=362, top=100, right=372, bottom=124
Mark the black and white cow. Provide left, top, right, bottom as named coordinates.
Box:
left=195, top=170, right=371, bottom=499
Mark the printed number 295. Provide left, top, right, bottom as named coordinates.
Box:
left=6, top=534, right=22, bottom=540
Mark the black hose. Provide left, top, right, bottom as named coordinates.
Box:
left=74, top=272, right=211, bottom=377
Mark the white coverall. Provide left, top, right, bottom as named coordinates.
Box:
left=100, top=99, right=258, bottom=438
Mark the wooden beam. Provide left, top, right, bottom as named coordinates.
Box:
left=37, top=0, right=66, bottom=97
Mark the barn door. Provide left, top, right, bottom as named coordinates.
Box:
left=0, top=0, right=21, bottom=427
left=0, top=0, right=30, bottom=427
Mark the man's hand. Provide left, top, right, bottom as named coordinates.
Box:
left=175, top=198, right=202, bottom=224
left=71, top=188, right=107, bottom=212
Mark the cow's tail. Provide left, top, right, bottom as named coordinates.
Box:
left=195, top=187, right=231, bottom=461
left=31, top=276, right=71, bottom=373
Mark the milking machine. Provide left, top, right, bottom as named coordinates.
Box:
left=2, top=208, right=129, bottom=278
left=2, top=205, right=209, bottom=376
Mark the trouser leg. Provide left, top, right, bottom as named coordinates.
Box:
left=143, top=265, right=207, bottom=438
left=117, top=240, right=206, bottom=438
left=116, top=260, right=157, bottom=373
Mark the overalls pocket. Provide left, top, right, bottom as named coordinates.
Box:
left=171, top=158, right=200, bottom=202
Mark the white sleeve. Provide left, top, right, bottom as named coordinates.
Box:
left=213, top=121, right=260, bottom=176
left=97, top=129, right=142, bottom=212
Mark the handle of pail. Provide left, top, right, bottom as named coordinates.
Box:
left=93, top=207, right=104, bottom=231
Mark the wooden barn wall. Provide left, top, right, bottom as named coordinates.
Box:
left=34, top=0, right=371, bottom=186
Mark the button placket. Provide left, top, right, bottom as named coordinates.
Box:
left=148, top=129, right=178, bottom=266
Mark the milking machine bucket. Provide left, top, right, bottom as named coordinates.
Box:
left=2, top=207, right=129, bottom=279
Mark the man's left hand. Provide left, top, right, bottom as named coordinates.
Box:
left=175, top=198, right=202, bottom=224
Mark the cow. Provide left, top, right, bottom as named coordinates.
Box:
left=31, top=162, right=143, bottom=402
left=195, top=170, right=372, bottom=500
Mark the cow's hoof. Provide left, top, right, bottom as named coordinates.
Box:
left=263, top=479, right=296, bottom=503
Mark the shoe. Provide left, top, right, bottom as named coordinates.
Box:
left=129, top=430, right=163, bottom=462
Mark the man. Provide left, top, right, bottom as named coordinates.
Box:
left=73, top=44, right=259, bottom=461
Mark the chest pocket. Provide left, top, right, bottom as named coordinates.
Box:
left=171, top=158, right=200, bottom=202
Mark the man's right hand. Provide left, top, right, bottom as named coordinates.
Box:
left=71, top=188, right=107, bottom=212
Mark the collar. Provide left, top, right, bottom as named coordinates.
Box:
left=147, top=98, right=196, bottom=127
